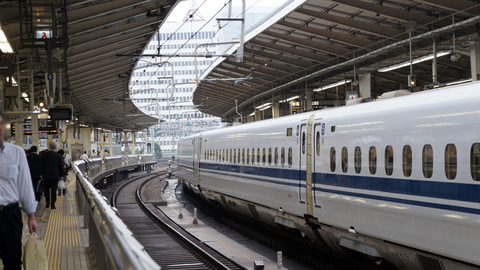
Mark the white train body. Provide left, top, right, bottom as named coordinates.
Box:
left=178, top=82, right=480, bottom=270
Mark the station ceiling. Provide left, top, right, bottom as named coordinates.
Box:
left=194, top=0, right=480, bottom=119
left=0, top=0, right=177, bottom=130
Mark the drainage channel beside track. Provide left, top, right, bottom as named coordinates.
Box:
left=111, top=172, right=245, bottom=270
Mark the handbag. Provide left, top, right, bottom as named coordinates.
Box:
left=57, top=180, right=66, bottom=189
left=23, top=233, right=48, bottom=270
left=36, top=179, right=44, bottom=194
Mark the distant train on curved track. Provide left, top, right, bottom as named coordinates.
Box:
left=178, top=82, right=480, bottom=270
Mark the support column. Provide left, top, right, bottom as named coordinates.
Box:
left=15, top=120, right=24, bottom=148
left=272, top=102, right=280, bottom=118
left=359, top=73, right=371, bottom=98
left=109, top=130, right=113, bottom=156
left=31, top=115, right=39, bottom=147
left=470, top=41, right=480, bottom=81
left=305, top=90, right=312, bottom=111
left=100, top=130, right=105, bottom=159
left=131, top=132, right=136, bottom=155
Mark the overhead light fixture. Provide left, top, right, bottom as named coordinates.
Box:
left=21, top=92, right=28, bottom=98
left=313, top=79, right=352, bottom=92
left=0, top=26, right=13, bottom=53
left=378, top=50, right=451, bottom=72
left=255, top=102, right=271, bottom=109
left=39, top=101, right=45, bottom=107
left=279, top=95, right=299, bottom=103
left=248, top=112, right=255, bottom=116
left=41, top=108, right=48, bottom=112
left=259, top=105, right=272, bottom=111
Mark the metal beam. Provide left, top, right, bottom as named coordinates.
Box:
left=277, top=20, right=374, bottom=48
left=70, top=38, right=148, bottom=61
left=414, top=0, right=477, bottom=14
left=332, top=0, right=432, bottom=25
left=263, top=30, right=351, bottom=57
left=295, top=7, right=396, bottom=38
left=250, top=38, right=330, bottom=62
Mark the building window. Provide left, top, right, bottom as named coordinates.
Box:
left=402, top=145, right=412, bottom=177
left=471, top=143, right=480, bottom=181
left=341, top=147, right=348, bottom=173
left=354, top=147, right=361, bottom=174
left=268, top=148, right=272, bottom=166
left=422, top=145, right=433, bottom=178
left=385, top=146, right=394, bottom=176
left=288, top=147, right=292, bottom=168
left=330, top=148, right=336, bottom=172
left=281, top=148, right=285, bottom=167
left=445, top=144, right=457, bottom=180
left=316, top=131, right=320, bottom=156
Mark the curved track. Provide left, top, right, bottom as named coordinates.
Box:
left=112, top=172, right=245, bottom=270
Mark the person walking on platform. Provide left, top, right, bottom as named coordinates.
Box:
left=0, top=112, right=38, bottom=270
left=41, top=142, right=65, bottom=209
left=27, top=146, right=42, bottom=201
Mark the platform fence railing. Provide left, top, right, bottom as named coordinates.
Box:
left=73, top=154, right=160, bottom=270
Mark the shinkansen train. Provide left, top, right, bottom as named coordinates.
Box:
left=178, top=82, right=480, bottom=270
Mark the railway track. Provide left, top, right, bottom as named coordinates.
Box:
left=111, top=171, right=245, bottom=270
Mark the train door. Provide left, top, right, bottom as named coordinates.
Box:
left=299, top=124, right=307, bottom=203
left=313, top=123, right=322, bottom=207
left=193, top=135, right=202, bottom=185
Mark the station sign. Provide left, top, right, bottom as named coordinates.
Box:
left=11, top=119, right=58, bottom=135
left=33, top=106, right=41, bottom=114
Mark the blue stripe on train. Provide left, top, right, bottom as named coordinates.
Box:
left=192, top=162, right=480, bottom=205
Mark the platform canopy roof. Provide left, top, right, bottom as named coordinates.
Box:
left=194, top=0, right=480, bottom=120
left=0, top=0, right=178, bottom=130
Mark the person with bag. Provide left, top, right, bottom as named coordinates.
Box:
left=57, top=150, right=68, bottom=196
left=27, top=146, right=42, bottom=201
left=41, top=142, right=65, bottom=209
left=0, top=112, right=38, bottom=270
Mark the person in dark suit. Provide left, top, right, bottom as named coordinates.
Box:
left=27, top=146, right=42, bottom=201
left=41, top=142, right=65, bottom=209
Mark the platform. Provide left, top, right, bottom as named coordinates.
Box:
left=24, top=173, right=91, bottom=270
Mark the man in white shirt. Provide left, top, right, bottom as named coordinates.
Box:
left=0, top=112, right=37, bottom=269
left=80, top=151, right=89, bottom=160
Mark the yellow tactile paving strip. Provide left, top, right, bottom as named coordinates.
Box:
left=42, top=178, right=83, bottom=270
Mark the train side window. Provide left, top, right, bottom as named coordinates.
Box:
left=369, top=146, right=377, bottom=174
left=354, top=147, right=361, bottom=174
left=445, top=144, right=457, bottom=180
left=385, top=146, right=394, bottom=176
left=341, top=147, right=348, bottom=173
left=274, top=148, right=278, bottom=166
left=471, top=143, right=480, bottom=181
left=302, top=131, right=306, bottom=154
left=402, top=145, right=412, bottom=177
left=204, top=151, right=206, bottom=161
left=238, top=148, right=241, bottom=164
left=229, top=149, right=232, bottom=164
left=247, top=148, right=250, bottom=165
left=257, top=148, right=260, bottom=165
left=262, top=148, right=266, bottom=165
left=223, top=149, right=225, bottom=162
left=330, top=148, right=336, bottom=172
left=281, top=148, right=285, bottom=167
left=234, top=149, right=237, bottom=164
left=252, top=148, right=255, bottom=165
left=316, top=131, right=320, bottom=156
left=268, top=148, right=272, bottom=166
left=242, top=149, right=245, bottom=164
left=288, top=147, right=292, bottom=168
left=422, top=145, right=433, bottom=178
